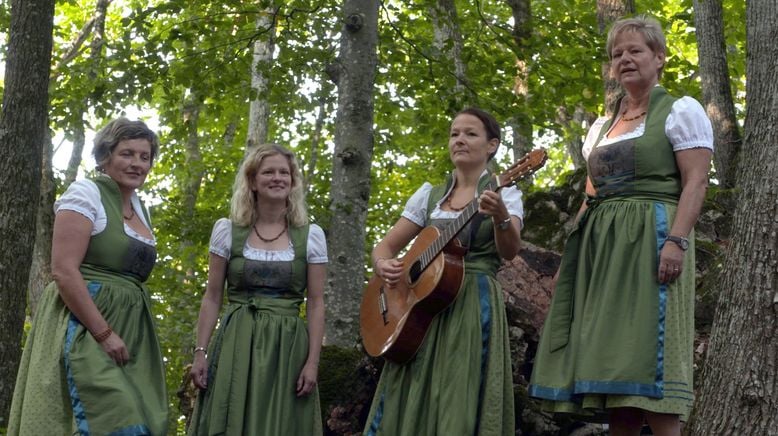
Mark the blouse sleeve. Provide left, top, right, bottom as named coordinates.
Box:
left=400, top=182, right=433, bottom=227
left=54, top=179, right=101, bottom=223
left=306, top=224, right=328, bottom=264
left=501, top=185, right=525, bottom=229
left=209, top=218, right=232, bottom=259
left=666, top=97, right=714, bottom=152
left=582, top=117, right=610, bottom=161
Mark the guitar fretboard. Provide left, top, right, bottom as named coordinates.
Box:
left=416, top=179, right=498, bottom=272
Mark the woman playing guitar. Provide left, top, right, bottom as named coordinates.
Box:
left=363, top=108, right=523, bottom=435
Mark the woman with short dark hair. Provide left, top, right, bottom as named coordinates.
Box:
left=363, top=108, right=523, bottom=435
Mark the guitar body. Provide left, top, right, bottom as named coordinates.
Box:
left=360, top=225, right=466, bottom=363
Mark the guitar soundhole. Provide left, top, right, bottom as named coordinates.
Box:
left=409, top=260, right=423, bottom=284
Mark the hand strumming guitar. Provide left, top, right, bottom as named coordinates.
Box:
left=375, top=258, right=404, bottom=287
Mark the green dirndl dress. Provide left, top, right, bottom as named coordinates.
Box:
left=8, top=176, right=168, bottom=435
left=364, top=173, right=515, bottom=436
left=529, top=87, right=696, bottom=420
left=189, top=222, right=322, bottom=436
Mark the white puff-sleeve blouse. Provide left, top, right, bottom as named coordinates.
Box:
left=208, top=218, right=328, bottom=264
left=54, top=178, right=155, bottom=246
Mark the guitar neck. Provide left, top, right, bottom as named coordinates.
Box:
left=417, top=179, right=499, bottom=271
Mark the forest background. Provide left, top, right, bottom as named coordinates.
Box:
left=1, top=0, right=776, bottom=434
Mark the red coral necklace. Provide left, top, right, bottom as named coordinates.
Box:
left=253, top=221, right=287, bottom=243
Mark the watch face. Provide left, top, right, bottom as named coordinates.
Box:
left=668, top=236, right=689, bottom=250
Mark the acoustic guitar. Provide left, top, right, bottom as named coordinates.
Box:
left=360, top=149, right=548, bottom=364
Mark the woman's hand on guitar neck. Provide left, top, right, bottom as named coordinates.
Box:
left=479, top=189, right=522, bottom=259
left=375, top=258, right=404, bottom=287
left=478, top=190, right=509, bottom=220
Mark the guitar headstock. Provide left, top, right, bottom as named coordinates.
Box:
left=497, top=149, right=548, bottom=188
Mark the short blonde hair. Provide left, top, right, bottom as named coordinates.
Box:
left=230, top=144, right=308, bottom=227
left=606, top=15, right=667, bottom=77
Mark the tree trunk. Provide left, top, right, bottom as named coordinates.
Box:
left=506, top=0, right=533, bottom=161
left=305, top=92, right=329, bottom=194
left=693, top=0, right=741, bottom=189
left=222, top=119, right=238, bottom=151
left=596, top=0, right=634, bottom=116
left=687, top=1, right=778, bottom=434
left=556, top=105, right=591, bottom=170
left=428, top=0, right=470, bottom=107
left=65, top=121, right=86, bottom=186
left=324, top=0, right=379, bottom=346
left=246, top=4, right=278, bottom=151
left=180, top=94, right=204, bottom=269
left=63, top=0, right=110, bottom=187
left=34, top=0, right=111, bottom=315
left=27, top=130, right=56, bottom=317
left=0, top=0, right=55, bottom=425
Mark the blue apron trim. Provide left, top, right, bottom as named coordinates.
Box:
left=366, top=391, right=385, bottom=435
left=528, top=379, right=664, bottom=401
left=527, top=384, right=573, bottom=400
left=474, top=274, right=492, bottom=434
left=108, top=424, right=152, bottom=435
left=478, top=274, right=492, bottom=379
left=654, top=202, right=669, bottom=397
left=64, top=281, right=103, bottom=435
left=574, top=380, right=662, bottom=397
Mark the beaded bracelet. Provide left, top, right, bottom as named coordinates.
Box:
left=93, top=327, right=113, bottom=343
left=194, top=346, right=207, bottom=355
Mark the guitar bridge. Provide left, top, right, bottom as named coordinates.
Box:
left=378, top=285, right=388, bottom=325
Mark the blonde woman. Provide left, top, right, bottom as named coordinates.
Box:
left=530, top=16, right=713, bottom=435
left=189, top=144, right=326, bottom=435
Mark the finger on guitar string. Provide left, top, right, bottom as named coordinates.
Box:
left=377, top=258, right=404, bottom=286
left=478, top=190, right=507, bottom=217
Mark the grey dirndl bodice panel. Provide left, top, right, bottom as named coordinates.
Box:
left=239, top=259, right=295, bottom=298
left=225, top=223, right=310, bottom=304
left=587, top=87, right=681, bottom=200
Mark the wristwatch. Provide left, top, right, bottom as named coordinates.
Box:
left=665, top=235, right=689, bottom=251
left=496, top=216, right=512, bottom=231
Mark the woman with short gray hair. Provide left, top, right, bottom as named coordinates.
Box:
left=8, top=117, right=168, bottom=435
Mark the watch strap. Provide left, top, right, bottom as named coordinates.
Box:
left=666, top=235, right=689, bottom=250
left=496, top=215, right=512, bottom=230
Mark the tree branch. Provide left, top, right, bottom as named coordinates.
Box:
left=50, top=17, right=96, bottom=79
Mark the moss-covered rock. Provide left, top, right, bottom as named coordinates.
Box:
left=522, top=168, right=587, bottom=252
left=319, top=345, right=382, bottom=435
